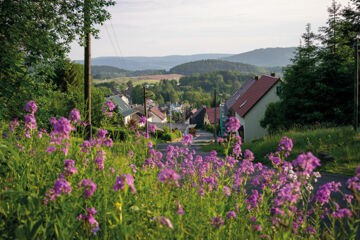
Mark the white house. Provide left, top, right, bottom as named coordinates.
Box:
left=230, top=74, right=281, bottom=142
left=107, top=95, right=138, bottom=125
left=149, top=107, right=167, bottom=123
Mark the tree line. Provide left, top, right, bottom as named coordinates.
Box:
left=261, top=0, right=360, bottom=132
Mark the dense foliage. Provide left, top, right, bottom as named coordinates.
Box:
left=262, top=0, right=360, bottom=130
left=128, top=71, right=254, bottom=108
left=91, top=66, right=166, bottom=80
left=169, top=59, right=267, bottom=75
left=0, top=0, right=115, bottom=125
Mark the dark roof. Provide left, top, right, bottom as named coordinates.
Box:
left=190, top=107, right=207, bottom=126
left=226, top=78, right=256, bottom=109
left=107, top=95, right=138, bottom=117
left=206, top=107, right=221, bottom=124
left=150, top=107, right=166, bottom=120
left=231, top=75, right=280, bottom=117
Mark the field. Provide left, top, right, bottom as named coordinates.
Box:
left=94, top=74, right=183, bottom=86
left=1, top=103, right=360, bottom=239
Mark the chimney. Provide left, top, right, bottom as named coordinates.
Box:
left=271, top=72, right=276, bottom=77
left=254, top=75, right=259, bottom=80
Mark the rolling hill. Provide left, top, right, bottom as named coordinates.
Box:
left=169, top=59, right=267, bottom=75
left=76, top=54, right=232, bottom=71
left=223, top=47, right=296, bottom=66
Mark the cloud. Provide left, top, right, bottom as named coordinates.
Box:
left=69, top=0, right=350, bottom=59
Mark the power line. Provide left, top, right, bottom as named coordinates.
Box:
left=110, top=19, right=124, bottom=57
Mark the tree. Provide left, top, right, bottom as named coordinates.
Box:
left=0, top=0, right=115, bottom=120
left=279, top=23, right=321, bottom=125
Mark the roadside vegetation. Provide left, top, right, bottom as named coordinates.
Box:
left=202, top=126, right=360, bottom=176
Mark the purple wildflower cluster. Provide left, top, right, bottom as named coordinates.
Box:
left=225, top=116, right=241, bottom=132
left=77, top=208, right=100, bottom=235
left=23, top=100, right=38, bottom=138
left=153, top=216, right=173, bottom=229
left=113, top=174, right=136, bottom=194
left=181, top=134, right=193, bottom=146
left=44, top=174, right=72, bottom=204
left=102, top=100, right=115, bottom=118
left=81, top=179, right=97, bottom=198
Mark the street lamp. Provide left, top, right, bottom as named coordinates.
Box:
left=143, top=83, right=149, bottom=132
left=219, top=93, right=223, bottom=137
left=354, top=35, right=360, bottom=132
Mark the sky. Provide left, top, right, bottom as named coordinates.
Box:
left=69, top=0, right=351, bottom=60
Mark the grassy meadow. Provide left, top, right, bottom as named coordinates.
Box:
left=201, top=126, right=360, bottom=176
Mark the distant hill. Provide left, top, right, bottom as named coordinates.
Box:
left=169, top=59, right=267, bottom=75
left=75, top=54, right=232, bottom=71
left=223, top=47, right=296, bottom=66
left=91, top=65, right=166, bottom=79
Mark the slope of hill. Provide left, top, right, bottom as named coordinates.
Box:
left=75, top=54, right=232, bottom=71
left=91, top=65, right=166, bottom=79
left=169, top=59, right=267, bottom=75
left=223, top=47, right=296, bottom=66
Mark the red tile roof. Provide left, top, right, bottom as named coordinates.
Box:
left=206, top=107, right=221, bottom=124
left=226, top=78, right=256, bottom=109
left=150, top=107, right=166, bottom=120
left=231, top=75, right=280, bottom=117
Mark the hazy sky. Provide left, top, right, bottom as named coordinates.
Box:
left=69, top=0, right=351, bottom=60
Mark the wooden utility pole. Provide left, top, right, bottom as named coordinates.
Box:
left=355, top=36, right=359, bottom=132
left=143, top=86, right=148, bottom=132
left=84, top=0, right=92, bottom=139
left=214, top=89, right=217, bottom=139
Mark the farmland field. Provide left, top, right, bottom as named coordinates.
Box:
left=94, top=74, right=183, bottom=86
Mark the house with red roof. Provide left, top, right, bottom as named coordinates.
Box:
left=149, top=107, right=167, bottom=123
left=230, top=74, right=281, bottom=142
left=206, top=107, right=221, bottom=125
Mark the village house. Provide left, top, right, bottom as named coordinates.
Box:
left=149, top=107, right=167, bottom=123
left=106, top=95, right=138, bottom=125
left=230, top=74, right=281, bottom=142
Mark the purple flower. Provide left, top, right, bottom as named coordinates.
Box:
left=278, top=136, right=293, bottom=157
left=250, top=216, right=257, bottom=222
left=46, top=146, right=56, bottom=153
left=252, top=225, right=262, bottom=231
left=54, top=175, right=72, bottom=195
left=77, top=207, right=99, bottom=234
left=149, top=124, right=156, bottom=133
left=105, top=100, right=115, bottom=111
left=69, top=108, right=81, bottom=124
left=113, top=174, right=136, bottom=194
left=63, top=159, right=78, bottom=176
left=158, top=169, right=181, bottom=186
left=244, top=149, right=254, bottom=161
left=292, top=152, right=321, bottom=176
left=227, top=211, right=236, bottom=220
left=182, top=134, right=193, bottom=146
left=95, top=150, right=106, bottom=170
left=138, top=116, right=147, bottom=125
left=24, top=114, right=37, bottom=130
left=176, top=201, right=184, bottom=215
left=9, top=118, right=19, bottom=132
left=232, top=144, right=242, bottom=157
left=24, top=100, right=37, bottom=113
left=225, top=117, right=241, bottom=132
left=223, top=185, right=231, bottom=196
left=211, top=215, right=224, bottom=229
left=331, top=208, right=352, bottom=219
left=217, top=137, right=223, bottom=144
left=153, top=216, right=173, bottom=229
left=97, top=129, right=108, bottom=139
left=315, top=181, right=342, bottom=205
left=53, top=117, right=72, bottom=135
left=81, top=179, right=97, bottom=198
